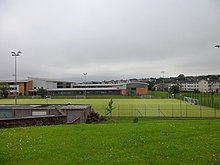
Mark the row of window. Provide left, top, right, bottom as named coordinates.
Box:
left=48, top=90, right=121, bottom=96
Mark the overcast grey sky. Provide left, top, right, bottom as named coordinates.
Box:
left=0, top=0, right=220, bottom=82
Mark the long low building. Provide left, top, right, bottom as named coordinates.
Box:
left=1, top=77, right=148, bottom=96
left=31, top=82, right=148, bottom=96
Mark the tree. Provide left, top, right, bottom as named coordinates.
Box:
left=169, top=85, right=180, bottom=98
left=147, top=82, right=154, bottom=91
left=37, top=87, right=48, bottom=98
left=177, top=74, right=186, bottom=81
left=105, top=98, right=114, bottom=117
left=0, top=82, right=10, bottom=98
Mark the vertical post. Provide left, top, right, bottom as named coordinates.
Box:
left=186, top=104, right=188, bottom=118
left=215, top=106, right=216, bottom=118
left=172, top=104, right=174, bottom=118
left=14, top=55, right=17, bottom=104
left=11, top=51, right=21, bottom=105
left=104, top=104, right=106, bottom=117
left=217, top=101, right=219, bottom=110
left=200, top=105, right=202, bottom=118
left=180, top=94, right=182, bottom=118
left=131, top=104, right=133, bottom=117
left=158, top=104, right=160, bottom=117
left=118, top=104, right=119, bottom=117
left=145, top=104, right=146, bottom=118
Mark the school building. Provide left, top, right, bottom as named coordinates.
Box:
left=1, top=77, right=148, bottom=96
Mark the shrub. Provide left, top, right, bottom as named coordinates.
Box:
left=86, top=111, right=106, bottom=124
left=133, top=117, right=139, bottom=123
left=105, top=98, right=114, bottom=118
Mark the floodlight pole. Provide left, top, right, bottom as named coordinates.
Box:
left=83, top=73, right=87, bottom=98
left=11, top=51, right=21, bottom=105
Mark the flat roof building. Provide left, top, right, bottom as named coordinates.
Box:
left=1, top=77, right=148, bottom=96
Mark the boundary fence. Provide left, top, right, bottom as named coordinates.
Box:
left=92, top=103, right=220, bottom=118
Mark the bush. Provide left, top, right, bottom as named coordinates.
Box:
left=133, top=117, right=139, bottom=123
left=86, top=111, right=106, bottom=124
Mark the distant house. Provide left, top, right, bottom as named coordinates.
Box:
left=208, top=80, right=220, bottom=93
left=180, top=79, right=220, bottom=92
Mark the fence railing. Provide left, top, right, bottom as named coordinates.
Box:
left=92, top=103, right=220, bottom=118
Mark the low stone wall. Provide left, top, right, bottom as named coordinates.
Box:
left=0, top=115, right=67, bottom=128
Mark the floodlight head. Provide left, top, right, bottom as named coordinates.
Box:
left=214, top=45, right=220, bottom=48
left=18, top=50, right=22, bottom=54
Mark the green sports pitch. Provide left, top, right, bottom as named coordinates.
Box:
left=0, top=98, right=219, bottom=118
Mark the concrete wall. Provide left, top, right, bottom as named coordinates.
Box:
left=30, top=78, right=57, bottom=90
left=0, top=104, right=92, bottom=128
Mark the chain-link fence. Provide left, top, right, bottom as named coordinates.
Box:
left=92, top=103, right=220, bottom=118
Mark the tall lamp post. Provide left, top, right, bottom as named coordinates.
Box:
left=83, top=73, right=87, bottom=98
left=11, top=51, right=21, bottom=104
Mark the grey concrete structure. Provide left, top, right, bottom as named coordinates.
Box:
left=0, top=104, right=91, bottom=128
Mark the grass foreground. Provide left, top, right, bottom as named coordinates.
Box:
left=0, top=119, right=220, bottom=165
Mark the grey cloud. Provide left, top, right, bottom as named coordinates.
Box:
left=0, top=0, right=220, bottom=82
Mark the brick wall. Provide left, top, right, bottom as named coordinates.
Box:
left=26, top=81, right=33, bottom=96
left=18, top=82, right=25, bottom=96
left=136, top=87, right=148, bottom=95
left=121, top=89, right=127, bottom=96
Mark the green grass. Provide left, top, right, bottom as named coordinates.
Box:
left=0, top=119, right=220, bottom=164
left=1, top=98, right=219, bottom=118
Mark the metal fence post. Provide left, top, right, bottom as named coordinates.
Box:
left=158, top=104, right=160, bottom=117
left=215, top=106, right=216, bottom=118
left=186, top=104, right=188, bottom=118
left=172, top=104, right=174, bottom=118
left=145, top=104, right=146, bottom=117
left=200, top=105, right=202, bottom=118
left=118, top=104, right=119, bottom=117
left=131, top=104, right=133, bottom=117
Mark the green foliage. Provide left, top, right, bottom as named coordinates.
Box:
left=0, top=120, right=220, bottom=164
left=105, top=98, right=114, bottom=117
left=169, top=85, right=180, bottom=97
left=86, top=111, right=106, bottom=124
left=37, top=87, right=48, bottom=98
left=133, top=117, right=139, bottom=123
left=147, top=81, right=154, bottom=91
left=0, top=82, right=10, bottom=98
